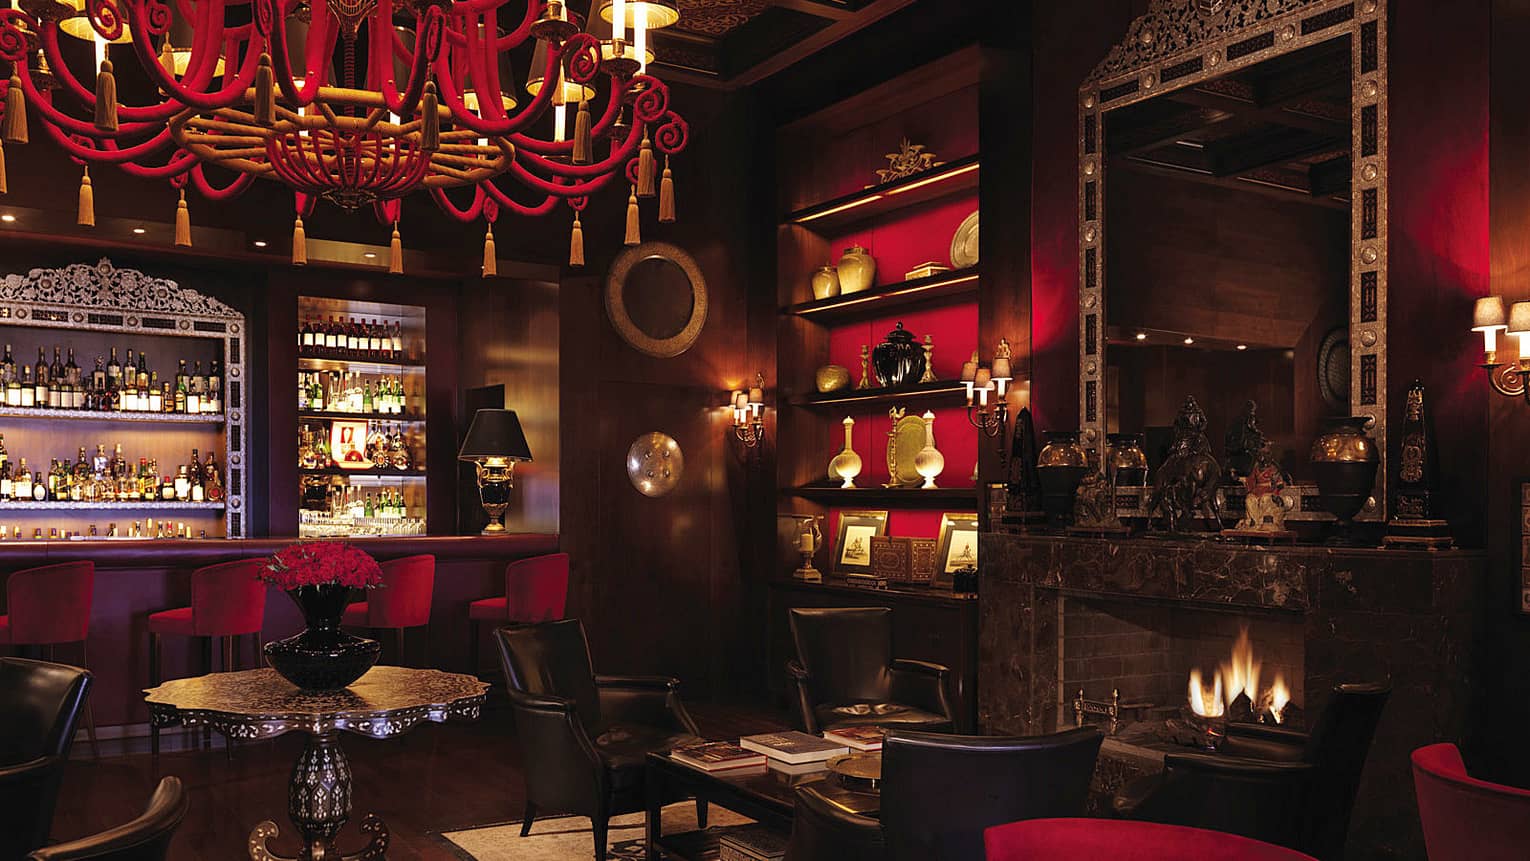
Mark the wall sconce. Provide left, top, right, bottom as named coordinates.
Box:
left=730, top=373, right=766, bottom=448
left=1473, top=296, right=1530, bottom=398
left=963, top=339, right=1014, bottom=471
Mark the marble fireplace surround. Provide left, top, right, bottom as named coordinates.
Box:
left=977, top=532, right=1484, bottom=858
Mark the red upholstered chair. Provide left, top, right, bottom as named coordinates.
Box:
left=0, top=561, right=98, bottom=757
left=467, top=553, right=568, bottom=674
left=342, top=555, right=435, bottom=665
left=147, top=558, right=268, bottom=755
left=1412, top=743, right=1530, bottom=861
left=985, top=818, right=1320, bottom=861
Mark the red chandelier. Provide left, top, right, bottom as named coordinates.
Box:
left=0, top=0, right=689, bottom=272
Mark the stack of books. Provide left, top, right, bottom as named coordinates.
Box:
left=670, top=741, right=768, bottom=774
left=823, top=726, right=887, bottom=752
left=739, top=731, right=849, bottom=773
left=719, top=825, right=788, bottom=861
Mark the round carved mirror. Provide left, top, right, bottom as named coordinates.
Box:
left=605, top=242, right=708, bottom=358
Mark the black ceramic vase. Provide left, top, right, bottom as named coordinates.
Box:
left=1037, top=431, right=1090, bottom=526
left=264, top=584, right=380, bottom=691
left=870, top=323, right=926, bottom=388
left=1310, top=416, right=1380, bottom=536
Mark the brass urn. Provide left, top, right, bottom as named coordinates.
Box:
left=1037, top=431, right=1090, bottom=526
left=1309, top=416, right=1380, bottom=532
left=1106, top=433, right=1149, bottom=488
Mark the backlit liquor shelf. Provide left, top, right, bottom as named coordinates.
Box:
left=0, top=406, right=226, bottom=423
left=297, top=295, right=428, bottom=539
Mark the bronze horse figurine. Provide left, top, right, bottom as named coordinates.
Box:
left=1149, top=396, right=1224, bottom=532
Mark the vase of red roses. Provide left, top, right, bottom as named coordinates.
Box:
left=260, top=542, right=384, bottom=691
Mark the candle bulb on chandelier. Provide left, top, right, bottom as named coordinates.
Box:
left=613, top=0, right=626, bottom=44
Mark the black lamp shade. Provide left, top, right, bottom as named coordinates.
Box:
left=458, top=409, right=533, bottom=461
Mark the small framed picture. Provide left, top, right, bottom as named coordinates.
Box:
left=935, top=512, right=980, bottom=586
left=834, top=510, right=889, bottom=577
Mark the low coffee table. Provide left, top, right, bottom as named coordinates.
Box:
left=644, top=751, right=880, bottom=861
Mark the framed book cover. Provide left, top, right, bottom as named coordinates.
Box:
left=909, top=537, right=938, bottom=585
left=834, top=510, right=889, bottom=578
left=871, top=535, right=912, bottom=582
left=935, top=512, right=979, bottom=587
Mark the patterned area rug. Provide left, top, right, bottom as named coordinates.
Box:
left=438, top=803, right=754, bottom=860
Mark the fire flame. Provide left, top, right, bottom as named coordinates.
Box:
left=1188, top=668, right=1225, bottom=718
left=1268, top=676, right=1291, bottom=723
left=1220, top=627, right=1261, bottom=706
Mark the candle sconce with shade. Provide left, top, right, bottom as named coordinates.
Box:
left=730, top=374, right=767, bottom=449
left=964, top=339, right=1017, bottom=475
left=1473, top=296, right=1530, bottom=399
left=458, top=409, right=534, bottom=535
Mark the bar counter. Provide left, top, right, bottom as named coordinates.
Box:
left=0, top=534, right=559, bottom=731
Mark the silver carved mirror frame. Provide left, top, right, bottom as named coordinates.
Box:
left=1077, top=0, right=1389, bottom=521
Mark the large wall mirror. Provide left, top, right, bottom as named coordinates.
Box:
left=1077, top=0, right=1388, bottom=520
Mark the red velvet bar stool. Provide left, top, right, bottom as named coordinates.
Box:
left=0, top=561, right=98, bottom=758
left=147, top=558, right=268, bottom=756
left=342, top=554, right=435, bottom=665
left=467, top=552, right=569, bottom=673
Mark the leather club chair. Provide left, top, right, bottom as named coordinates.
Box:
left=1113, top=682, right=1390, bottom=859
left=494, top=619, right=702, bottom=861
left=27, top=776, right=188, bottom=861
left=785, top=727, right=1103, bottom=861
left=787, top=607, right=954, bottom=735
left=985, top=818, right=1321, bottom=861
left=0, top=658, right=93, bottom=860
left=1411, top=742, right=1530, bottom=861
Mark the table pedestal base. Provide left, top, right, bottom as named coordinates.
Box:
left=247, top=731, right=390, bottom=861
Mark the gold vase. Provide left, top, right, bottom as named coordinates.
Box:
left=828, top=417, right=863, bottom=488
left=836, top=245, right=876, bottom=294
left=811, top=265, right=841, bottom=300
left=1310, top=416, right=1380, bottom=530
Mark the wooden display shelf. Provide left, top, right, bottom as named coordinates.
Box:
left=299, top=467, right=427, bottom=478
left=783, top=155, right=979, bottom=232
left=790, top=380, right=968, bottom=409
left=785, top=485, right=978, bottom=509
left=0, top=406, right=225, bottom=424
left=298, top=411, right=425, bottom=423
left=783, top=266, right=980, bottom=321
left=298, top=356, right=426, bottom=374
left=0, top=500, right=224, bottom=510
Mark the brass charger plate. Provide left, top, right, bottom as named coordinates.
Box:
left=828, top=753, right=882, bottom=791
left=950, top=210, right=979, bottom=268
left=885, top=413, right=927, bottom=488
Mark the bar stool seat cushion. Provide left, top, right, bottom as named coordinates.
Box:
left=468, top=596, right=508, bottom=621
left=0, top=615, right=9, bottom=643
left=146, top=607, right=197, bottom=637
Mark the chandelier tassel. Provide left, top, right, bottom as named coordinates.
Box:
left=3, top=75, right=27, bottom=144
left=292, top=216, right=307, bottom=265
left=0, top=139, right=8, bottom=195
left=569, top=212, right=584, bottom=266
left=482, top=222, right=496, bottom=277
left=174, top=189, right=191, bottom=247
left=573, top=99, right=592, bottom=165
left=638, top=132, right=656, bottom=198
left=624, top=186, right=640, bottom=246
left=77, top=167, right=94, bottom=227
left=659, top=157, right=675, bottom=223
left=254, top=54, right=275, bottom=127
left=421, top=82, right=440, bottom=153
left=94, top=60, right=118, bottom=132
left=389, top=222, right=403, bottom=274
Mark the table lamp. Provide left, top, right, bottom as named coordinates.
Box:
left=458, top=409, right=533, bottom=534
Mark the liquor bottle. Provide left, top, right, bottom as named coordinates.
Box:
left=189, top=457, right=206, bottom=503
left=122, top=376, right=139, bottom=412
left=4, top=368, right=18, bottom=408
left=161, top=381, right=173, bottom=414
left=102, top=377, right=119, bottom=412
left=174, top=359, right=188, bottom=395
left=64, top=348, right=78, bottom=388
left=124, top=349, right=135, bottom=387
left=173, top=465, right=190, bottom=501
left=91, top=356, right=106, bottom=392
left=0, top=343, right=13, bottom=386
left=389, top=425, right=412, bottom=470
left=30, top=471, right=45, bottom=502
left=390, top=321, right=403, bottom=358
left=148, top=374, right=164, bottom=412
left=311, top=373, right=326, bottom=412
left=45, top=458, right=60, bottom=500
left=298, top=372, right=309, bottom=411
left=174, top=375, right=187, bottom=414
left=160, top=474, right=175, bottom=501
left=135, top=351, right=149, bottom=390
left=49, top=346, right=62, bottom=391
left=208, top=359, right=222, bottom=411
left=106, top=347, right=121, bottom=391
left=186, top=375, right=202, bottom=415
left=19, top=366, right=33, bottom=408
left=33, top=348, right=47, bottom=407
left=361, top=380, right=374, bottom=414
left=13, top=461, right=31, bottom=500
left=301, top=319, right=316, bottom=352
left=72, top=449, right=88, bottom=501
left=0, top=458, right=13, bottom=500
left=204, top=451, right=224, bottom=502
left=0, top=434, right=8, bottom=473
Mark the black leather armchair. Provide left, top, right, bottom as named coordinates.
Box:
left=28, top=777, right=187, bottom=861
left=0, top=658, right=93, bottom=860
left=787, top=608, right=954, bottom=735
left=1113, top=682, right=1390, bottom=859
left=494, top=620, right=702, bottom=861
left=784, top=727, right=1103, bottom=861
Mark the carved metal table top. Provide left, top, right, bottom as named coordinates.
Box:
left=145, top=666, right=489, bottom=741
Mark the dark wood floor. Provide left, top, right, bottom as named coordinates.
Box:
left=51, top=699, right=788, bottom=860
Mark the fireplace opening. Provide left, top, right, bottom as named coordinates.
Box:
left=1059, top=595, right=1306, bottom=747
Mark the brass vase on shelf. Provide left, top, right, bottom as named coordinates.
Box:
left=810, top=265, right=841, bottom=301
left=815, top=364, right=852, bottom=393
left=837, top=245, right=876, bottom=294
left=1106, top=433, right=1149, bottom=489
left=1037, top=431, right=1090, bottom=526
left=828, top=417, right=863, bottom=488
left=1310, top=416, right=1380, bottom=540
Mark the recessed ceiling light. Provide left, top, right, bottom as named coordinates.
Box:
left=253, top=240, right=268, bottom=248
left=1183, top=337, right=1195, bottom=345
left=132, top=227, right=146, bottom=235
left=0, top=214, right=15, bottom=223
left=363, top=252, right=377, bottom=259
left=1236, top=344, right=1248, bottom=351
left=1135, top=332, right=1147, bottom=341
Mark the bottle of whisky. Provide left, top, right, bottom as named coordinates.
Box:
left=106, top=347, right=121, bottom=391
left=204, top=451, right=224, bottom=502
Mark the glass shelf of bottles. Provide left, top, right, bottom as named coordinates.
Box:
left=0, top=345, right=226, bottom=416
left=0, top=442, right=226, bottom=506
